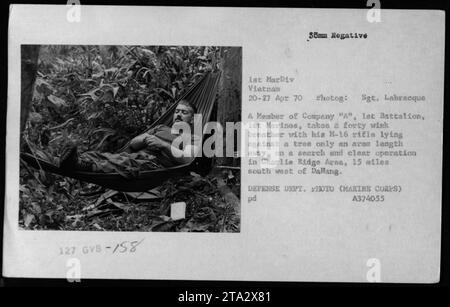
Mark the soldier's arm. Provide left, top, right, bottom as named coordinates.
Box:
left=145, top=134, right=201, bottom=164
left=129, top=126, right=159, bottom=151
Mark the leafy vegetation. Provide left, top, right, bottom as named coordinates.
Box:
left=20, top=45, right=240, bottom=232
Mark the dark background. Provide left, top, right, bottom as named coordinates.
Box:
left=0, top=0, right=448, bottom=296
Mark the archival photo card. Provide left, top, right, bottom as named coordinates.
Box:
left=3, top=5, right=445, bottom=283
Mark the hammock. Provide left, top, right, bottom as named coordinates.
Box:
left=21, top=71, right=221, bottom=192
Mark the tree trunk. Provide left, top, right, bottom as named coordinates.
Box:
left=21, top=45, right=40, bottom=141
left=216, top=47, right=242, bottom=166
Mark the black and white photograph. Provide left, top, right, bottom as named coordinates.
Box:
left=19, top=45, right=242, bottom=232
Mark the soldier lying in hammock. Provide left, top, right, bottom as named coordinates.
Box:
left=59, top=100, right=201, bottom=178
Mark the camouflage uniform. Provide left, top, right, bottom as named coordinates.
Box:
left=76, top=125, right=197, bottom=178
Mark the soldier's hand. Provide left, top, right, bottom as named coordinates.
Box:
left=144, top=135, right=166, bottom=150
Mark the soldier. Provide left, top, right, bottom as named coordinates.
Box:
left=59, top=100, right=201, bottom=178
